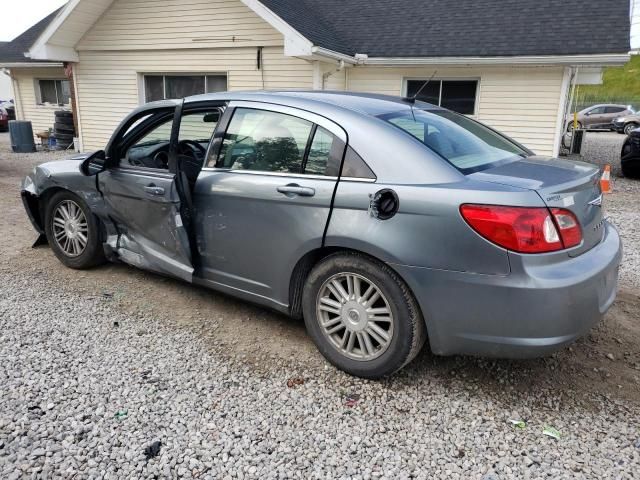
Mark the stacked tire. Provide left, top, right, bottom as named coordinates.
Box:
left=54, top=110, right=75, bottom=150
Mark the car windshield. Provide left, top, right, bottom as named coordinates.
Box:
left=378, top=109, right=527, bottom=173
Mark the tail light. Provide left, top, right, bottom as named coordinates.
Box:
left=460, top=204, right=582, bottom=253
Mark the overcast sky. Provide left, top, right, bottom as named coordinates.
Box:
left=1, top=0, right=67, bottom=41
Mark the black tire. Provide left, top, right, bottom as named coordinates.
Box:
left=624, top=123, right=639, bottom=136
left=55, top=110, right=73, bottom=118
left=54, top=122, right=75, bottom=133
left=55, top=116, right=74, bottom=126
left=44, top=191, right=106, bottom=269
left=54, top=132, right=74, bottom=142
left=302, top=252, right=426, bottom=378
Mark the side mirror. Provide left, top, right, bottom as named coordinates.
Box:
left=80, top=150, right=106, bottom=176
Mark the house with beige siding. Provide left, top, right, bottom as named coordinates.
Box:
left=3, top=0, right=633, bottom=156
left=0, top=8, right=69, bottom=135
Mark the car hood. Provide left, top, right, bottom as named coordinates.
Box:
left=22, top=153, right=91, bottom=196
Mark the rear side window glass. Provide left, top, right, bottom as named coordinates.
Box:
left=217, top=108, right=312, bottom=173
left=604, top=106, right=625, bottom=114
left=342, top=147, right=376, bottom=179
left=304, top=127, right=334, bottom=175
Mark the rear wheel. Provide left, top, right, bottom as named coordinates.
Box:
left=302, top=252, right=426, bottom=378
left=567, top=121, right=582, bottom=132
left=45, top=191, right=105, bottom=269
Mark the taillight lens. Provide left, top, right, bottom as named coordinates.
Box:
left=460, top=204, right=582, bottom=253
left=550, top=208, right=582, bottom=248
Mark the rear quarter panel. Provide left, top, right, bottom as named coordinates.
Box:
left=325, top=178, right=545, bottom=275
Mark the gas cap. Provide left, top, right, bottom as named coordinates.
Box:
left=369, top=189, right=399, bottom=220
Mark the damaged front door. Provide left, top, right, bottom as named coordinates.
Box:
left=98, top=107, right=193, bottom=282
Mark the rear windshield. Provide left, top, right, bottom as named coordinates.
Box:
left=378, top=109, right=528, bottom=173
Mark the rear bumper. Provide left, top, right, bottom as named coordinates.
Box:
left=392, top=222, right=622, bottom=358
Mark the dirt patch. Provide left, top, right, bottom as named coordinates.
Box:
left=1, top=132, right=639, bottom=404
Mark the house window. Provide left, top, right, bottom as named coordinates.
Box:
left=406, top=79, right=478, bottom=115
left=144, top=74, right=227, bottom=102
left=37, top=79, right=70, bottom=105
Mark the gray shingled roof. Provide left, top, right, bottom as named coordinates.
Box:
left=0, top=8, right=63, bottom=64
left=259, top=0, right=631, bottom=57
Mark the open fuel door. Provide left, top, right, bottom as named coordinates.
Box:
left=98, top=102, right=194, bottom=282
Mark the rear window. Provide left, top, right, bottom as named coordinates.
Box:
left=378, top=109, right=527, bottom=174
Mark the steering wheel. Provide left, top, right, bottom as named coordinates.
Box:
left=178, top=140, right=206, bottom=158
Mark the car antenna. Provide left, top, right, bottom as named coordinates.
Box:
left=403, top=70, right=438, bottom=105
left=404, top=70, right=437, bottom=122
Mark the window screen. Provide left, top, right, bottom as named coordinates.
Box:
left=144, top=74, right=228, bottom=102
left=38, top=79, right=70, bottom=105
left=406, top=79, right=478, bottom=115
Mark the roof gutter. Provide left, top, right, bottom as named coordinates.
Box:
left=361, top=53, right=631, bottom=66
left=0, top=62, right=64, bottom=68
left=310, top=48, right=630, bottom=67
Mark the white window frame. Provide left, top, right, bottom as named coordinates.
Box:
left=139, top=72, right=228, bottom=104
left=402, top=77, right=481, bottom=116
left=34, top=78, right=70, bottom=106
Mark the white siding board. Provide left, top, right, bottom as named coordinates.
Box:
left=77, top=0, right=283, bottom=51
left=347, top=66, right=564, bottom=156
left=76, top=47, right=313, bottom=150
left=11, top=67, right=68, bottom=139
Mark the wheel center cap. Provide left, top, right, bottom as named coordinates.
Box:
left=342, top=301, right=367, bottom=331
left=66, top=221, right=76, bottom=237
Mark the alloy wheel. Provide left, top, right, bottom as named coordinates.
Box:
left=52, top=199, right=89, bottom=257
left=316, top=272, right=394, bottom=361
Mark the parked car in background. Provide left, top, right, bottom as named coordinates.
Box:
left=566, top=104, right=633, bottom=131
left=612, top=113, right=640, bottom=135
left=621, top=126, right=640, bottom=178
left=0, top=101, right=15, bottom=131
left=20, top=91, right=622, bottom=378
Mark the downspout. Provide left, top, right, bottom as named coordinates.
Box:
left=321, top=60, right=345, bottom=90
left=68, top=63, right=84, bottom=151
left=4, top=69, right=25, bottom=120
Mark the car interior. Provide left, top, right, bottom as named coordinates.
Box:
left=119, top=109, right=221, bottom=188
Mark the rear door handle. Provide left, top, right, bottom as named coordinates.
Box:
left=144, top=185, right=165, bottom=196
left=277, top=184, right=315, bottom=197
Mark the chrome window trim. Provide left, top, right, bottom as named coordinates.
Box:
left=226, top=100, right=348, bottom=143
left=199, top=168, right=377, bottom=183
left=199, top=167, right=337, bottom=181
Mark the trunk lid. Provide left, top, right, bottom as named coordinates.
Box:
left=469, top=156, right=604, bottom=256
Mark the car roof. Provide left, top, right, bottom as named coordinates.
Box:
left=183, top=90, right=443, bottom=118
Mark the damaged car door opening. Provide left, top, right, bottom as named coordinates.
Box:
left=21, top=91, right=622, bottom=379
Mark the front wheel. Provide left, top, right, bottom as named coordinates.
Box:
left=44, top=190, right=106, bottom=269
left=302, top=252, right=426, bottom=378
left=624, top=123, right=639, bottom=135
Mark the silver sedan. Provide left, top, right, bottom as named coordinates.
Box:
left=21, top=91, right=621, bottom=378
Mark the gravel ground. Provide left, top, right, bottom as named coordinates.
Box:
left=1, top=133, right=639, bottom=479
